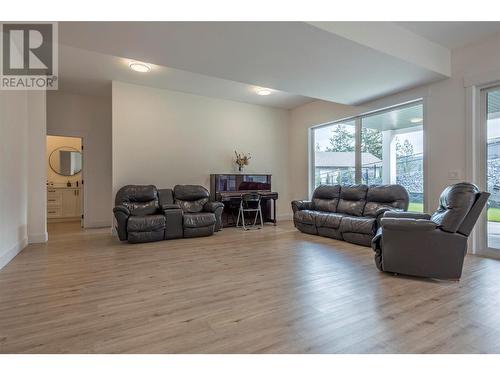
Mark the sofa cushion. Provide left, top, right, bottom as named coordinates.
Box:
left=115, top=185, right=157, bottom=204
left=115, top=185, right=160, bottom=216
left=315, top=212, right=345, bottom=229
left=430, top=182, right=479, bottom=233
left=183, top=212, right=216, bottom=228
left=337, top=185, right=368, bottom=216
left=312, top=185, right=340, bottom=212
left=313, top=198, right=338, bottom=213
left=174, top=185, right=209, bottom=200
left=339, top=216, right=376, bottom=235
left=175, top=198, right=209, bottom=213
left=127, top=214, right=166, bottom=232
left=294, top=210, right=318, bottom=225
left=363, top=184, right=409, bottom=217
left=125, top=201, right=159, bottom=216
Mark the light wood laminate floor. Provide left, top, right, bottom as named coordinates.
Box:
left=1, top=221, right=500, bottom=353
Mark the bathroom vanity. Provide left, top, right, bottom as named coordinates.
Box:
left=47, top=187, right=82, bottom=221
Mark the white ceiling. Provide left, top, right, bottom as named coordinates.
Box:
left=56, top=22, right=500, bottom=107
left=396, top=22, right=500, bottom=49
left=58, top=45, right=313, bottom=109
left=58, top=22, right=449, bottom=106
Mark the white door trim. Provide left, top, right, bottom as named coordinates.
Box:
left=466, top=81, right=500, bottom=257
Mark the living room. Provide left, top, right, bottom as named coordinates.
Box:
left=2, top=1, right=500, bottom=372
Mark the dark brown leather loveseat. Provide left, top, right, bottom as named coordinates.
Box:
left=291, top=184, right=409, bottom=246
left=113, top=184, right=224, bottom=243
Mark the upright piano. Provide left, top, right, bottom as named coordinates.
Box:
left=210, top=173, right=278, bottom=227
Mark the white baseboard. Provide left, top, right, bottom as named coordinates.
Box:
left=0, top=238, right=28, bottom=270
left=85, top=221, right=112, bottom=229
left=277, top=213, right=293, bottom=221
left=28, top=232, right=48, bottom=243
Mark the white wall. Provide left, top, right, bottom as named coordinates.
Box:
left=27, top=91, right=48, bottom=243
left=289, top=31, right=500, bottom=212
left=0, top=90, right=46, bottom=269
left=47, top=91, right=112, bottom=228
left=0, top=91, right=29, bottom=269
left=112, top=81, right=291, bottom=218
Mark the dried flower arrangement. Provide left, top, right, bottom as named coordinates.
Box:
left=234, top=151, right=251, bottom=172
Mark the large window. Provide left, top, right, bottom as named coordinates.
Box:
left=312, top=101, right=424, bottom=211
left=314, top=120, right=356, bottom=186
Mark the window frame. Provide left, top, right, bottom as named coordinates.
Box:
left=309, top=99, right=425, bottom=207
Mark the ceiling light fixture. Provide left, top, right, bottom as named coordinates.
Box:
left=256, top=88, right=272, bottom=96
left=129, top=62, right=151, bottom=73
left=410, top=117, right=423, bottom=123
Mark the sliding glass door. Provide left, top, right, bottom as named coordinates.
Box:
left=485, top=88, right=500, bottom=250
left=312, top=101, right=424, bottom=211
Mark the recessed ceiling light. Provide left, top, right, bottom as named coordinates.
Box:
left=256, top=88, right=272, bottom=96
left=410, top=117, right=423, bottom=123
left=129, top=62, right=151, bottom=73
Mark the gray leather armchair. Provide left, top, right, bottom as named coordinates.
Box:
left=113, top=185, right=168, bottom=243
left=173, top=185, right=224, bottom=237
left=372, top=182, right=490, bottom=280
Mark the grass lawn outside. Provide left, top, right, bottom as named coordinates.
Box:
left=408, top=202, right=424, bottom=213
left=489, top=207, right=500, bottom=223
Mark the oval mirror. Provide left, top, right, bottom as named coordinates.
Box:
left=49, top=146, right=82, bottom=176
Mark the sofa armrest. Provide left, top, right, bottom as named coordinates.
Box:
left=203, top=201, right=224, bottom=212
left=203, top=201, right=225, bottom=232
left=113, top=205, right=131, bottom=216
left=113, top=205, right=130, bottom=241
left=291, top=200, right=313, bottom=214
left=373, top=208, right=404, bottom=223
left=163, top=207, right=183, bottom=240
left=158, top=188, right=175, bottom=208
left=383, top=211, right=431, bottom=220
left=380, top=218, right=438, bottom=232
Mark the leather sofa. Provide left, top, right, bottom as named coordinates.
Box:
left=372, top=182, right=489, bottom=280
left=292, top=184, right=409, bottom=246
left=113, top=185, right=224, bottom=243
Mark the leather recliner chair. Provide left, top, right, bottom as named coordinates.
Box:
left=372, top=182, right=490, bottom=280
left=173, top=185, right=224, bottom=238
left=113, top=185, right=172, bottom=243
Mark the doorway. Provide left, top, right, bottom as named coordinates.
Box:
left=46, top=135, right=84, bottom=233
left=484, top=87, right=500, bottom=251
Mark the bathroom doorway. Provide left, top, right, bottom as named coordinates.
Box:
left=46, top=135, right=84, bottom=233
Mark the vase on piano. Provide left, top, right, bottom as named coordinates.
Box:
left=234, top=151, right=250, bottom=174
